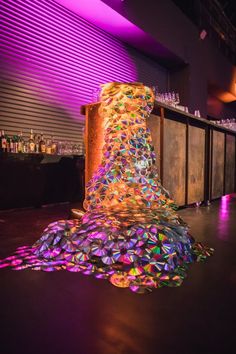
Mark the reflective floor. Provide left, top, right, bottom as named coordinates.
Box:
left=0, top=195, right=235, bottom=354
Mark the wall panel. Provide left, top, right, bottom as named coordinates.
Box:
left=162, top=119, right=186, bottom=205
left=225, top=135, right=235, bottom=194
left=212, top=131, right=225, bottom=199
left=0, top=0, right=167, bottom=145
left=188, top=126, right=205, bottom=204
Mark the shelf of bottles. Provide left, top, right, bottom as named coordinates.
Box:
left=0, top=130, right=84, bottom=155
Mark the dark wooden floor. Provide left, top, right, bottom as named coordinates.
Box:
left=0, top=196, right=236, bottom=354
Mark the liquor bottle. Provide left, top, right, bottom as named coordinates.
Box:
left=0, top=131, right=2, bottom=153
left=51, top=136, right=57, bottom=154
left=39, top=133, right=46, bottom=153
left=6, top=136, right=11, bottom=153
left=29, top=129, right=35, bottom=153
left=17, top=132, right=24, bottom=153
left=12, top=135, right=18, bottom=153
left=6, top=135, right=11, bottom=152
left=1, top=130, right=7, bottom=152
left=35, top=134, right=40, bottom=153
left=23, top=141, right=29, bottom=153
left=46, top=139, right=52, bottom=154
left=10, top=136, right=14, bottom=153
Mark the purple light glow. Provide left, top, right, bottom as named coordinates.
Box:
left=55, top=0, right=179, bottom=64
left=56, top=0, right=146, bottom=39
left=218, top=195, right=231, bottom=241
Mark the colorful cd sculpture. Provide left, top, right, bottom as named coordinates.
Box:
left=0, top=82, right=213, bottom=293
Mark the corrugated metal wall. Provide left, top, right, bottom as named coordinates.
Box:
left=0, top=0, right=168, bottom=145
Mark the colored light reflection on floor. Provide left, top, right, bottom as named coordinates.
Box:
left=218, top=195, right=231, bottom=241
left=0, top=82, right=213, bottom=293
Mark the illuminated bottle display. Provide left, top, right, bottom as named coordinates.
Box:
left=0, top=129, right=82, bottom=155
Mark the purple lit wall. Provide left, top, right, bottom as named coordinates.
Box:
left=0, top=0, right=167, bottom=144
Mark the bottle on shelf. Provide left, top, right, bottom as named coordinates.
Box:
left=46, top=138, right=52, bottom=154
left=10, top=137, right=14, bottom=153
left=29, top=129, right=35, bottom=153
left=0, top=129, right=81, bottom=156
left=39, top=133, right=46, bottom=153
left=12, top=135, right=18, bottom=153
left=51, top=135, right=57, bottom=154
left=35, top=134, right=40, bottom=153
left=0, top=130, right=7, bottom=152
left=6, top=136, right=11, bottom=153
left=17, top=132, right=24, bottom=153
left=23, top=139, right=29, bottom=153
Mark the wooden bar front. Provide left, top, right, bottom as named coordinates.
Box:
left=188, top=126, right=205, bottom=204
left=225, top=134, right=236, bottom=195
left=211, top=131, right=225, bottom=199
left=162, top=119, right=186, bottom=206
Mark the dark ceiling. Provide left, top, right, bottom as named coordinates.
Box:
left=217, top=0, right=236, bottom=27
left=172, top=0, right=236, bottom=64
left=172, top=0, right=236, bottom=27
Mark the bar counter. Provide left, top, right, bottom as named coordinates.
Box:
left=82, top=101, right=236, bottom=206
left=1, top=101, right=235, bottom=210
left=151, top=102, right=236, bottom=205
left=0, top=153, right=85, bottom=210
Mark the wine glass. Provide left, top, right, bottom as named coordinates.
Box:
left=184, top=107, right=189, bottom=113
left=194, top=110, right=200, bottom=117
left=164, top=93, right=169, bottom=104
left=171, top=92, right=176, bottom=107
left=175, top=93, right=180, bottom=105
left=169, top=92, right=172, bottom=104
left=151, top=86, right=159, bottom=100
